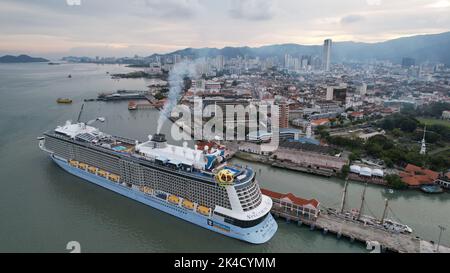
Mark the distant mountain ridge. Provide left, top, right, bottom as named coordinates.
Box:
left=0, top=54, right=49, bottom=63
left=151, top=31, right=450, bottom=65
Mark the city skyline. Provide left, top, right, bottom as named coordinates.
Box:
left=1, top=0, right=450, bottom=58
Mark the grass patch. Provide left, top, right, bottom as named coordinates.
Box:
left=418, top=118, right=450, bottom=128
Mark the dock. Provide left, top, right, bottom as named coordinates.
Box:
left=97, top=90, right=152, bottom=101
left=233, top=151, right=336, bottom=177
left=263, top=188, right=450, bottom=253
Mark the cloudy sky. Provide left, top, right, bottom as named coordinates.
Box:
left=0, top=0, right=449, bottom=57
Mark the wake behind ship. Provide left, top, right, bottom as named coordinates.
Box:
left=38, top=121, right=278, bottom=244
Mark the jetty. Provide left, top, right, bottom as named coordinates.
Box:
left=262, top=185, right=450, bottom=253
left=97, top=90, right=148, bottom=101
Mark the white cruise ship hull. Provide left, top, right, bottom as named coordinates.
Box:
left=51, top=155, right=278, bottom=244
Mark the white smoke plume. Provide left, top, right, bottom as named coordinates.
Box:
left=156, top=60, right=198, bottom=134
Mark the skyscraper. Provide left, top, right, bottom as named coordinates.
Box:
left=284, top=54, right=290, bottom=69
left=216, top=55, right=224, bottom=71
left=359, top=83, right=367, bottom=96
left=278, top=103, right=289, bottom=129
left=323, top=39, right=332, bottom=71
left=326, top=86, right=334, bottom=100
left=402, top=57, right=415, bottom=68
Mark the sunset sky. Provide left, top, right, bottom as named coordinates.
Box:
left=1, top=0, right=449, bottom=57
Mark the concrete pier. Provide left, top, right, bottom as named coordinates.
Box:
left=270, top=203, right=450, bottom=253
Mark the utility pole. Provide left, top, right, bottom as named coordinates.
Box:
left=437, top=225, right=446, bottom=253
left=340, top=179, right=349, bottom=213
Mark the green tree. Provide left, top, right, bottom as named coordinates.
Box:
left=340, top=165, right=350, bottom=178
left=380, top=114, right=419, bottom=132
left=419, top=102, right=450, bottom=118
left=349, top=152, right=361, bottom=162
left=399, top=118, right=418, bottom=132
left=382, top=157, right=394, bottom=168
left=385, top=174, right=407, bottom=189
left=392, top=128, right=403, bottom=137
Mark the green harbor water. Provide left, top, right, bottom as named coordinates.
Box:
left=0, top=63, right=448, bottom=252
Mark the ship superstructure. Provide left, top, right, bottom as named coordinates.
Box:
left=39, top=121, right=277, bottom=244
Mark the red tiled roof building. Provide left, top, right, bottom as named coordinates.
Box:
left=399, top=164, right=439, bottom=187
left=261, top=188, right=320, bottom=220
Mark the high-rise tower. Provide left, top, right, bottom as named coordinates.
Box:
left=323, top=39, right=332, bottom=71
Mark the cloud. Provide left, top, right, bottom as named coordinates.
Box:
left=1, top=0, right=450, bottom=57
left=426, top=1, right=450, bottom=9
left=340, top=14, right=365, bottom=24
left=228, top=0, right=276, bottom=21
left=366, top=0, right=382, bottom=6
left=141, top=0, right=202, bottom=18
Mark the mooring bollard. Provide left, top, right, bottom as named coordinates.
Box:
left=310, top=224, right=315, bottom=231
left=297, top=220, right=302, bottom=226
left=323, top=228, right=328, bottom=235
left=337, top=233, right=342, bottom=239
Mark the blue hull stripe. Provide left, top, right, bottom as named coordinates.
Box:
left=52, top=156, right=278, bottom=244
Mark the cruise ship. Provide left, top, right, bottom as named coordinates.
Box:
left=38, top=121, right=278, bottom=244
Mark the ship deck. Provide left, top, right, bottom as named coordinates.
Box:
left=47, top=131, right=254, bottom=186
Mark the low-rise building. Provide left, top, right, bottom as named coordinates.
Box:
left=261, top=188, right=320, bottom=220
left=400, top=164, right=439, bottom=188
left=442, top=110, right=450, bottom=120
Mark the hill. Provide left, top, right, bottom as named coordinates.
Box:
left=0, top=54, right=49, bottom=63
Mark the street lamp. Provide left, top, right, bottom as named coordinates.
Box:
left=437, top=225, right=446, bottom=253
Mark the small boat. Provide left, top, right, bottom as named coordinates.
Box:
left=197, top=205, right=210, bottom=216
left=140, top=186, right=153, bottom=194
left=97, top=117, right=106, bottom=122
left=97, top=170, right=108, bottom=178
left=182, top=199, right=195, bottom=210
left=128, top=101, right=137, bottom=110
left=56, top=98, right=72, bottom=104
left=168, top=195, right=180, bottom=205
left=420, top=185, right=444, bottom=194
left=69, top=160, right=79, bottom=167
left=155, top=191, right=167, bottom=200
left=108, top=174, right=120, bottom=183
left=87, top=166, right=97, bottom=174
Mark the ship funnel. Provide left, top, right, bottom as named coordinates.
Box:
left=151, top=133, right=167, bottom=149
left=151, top=134, right=166, bottom=143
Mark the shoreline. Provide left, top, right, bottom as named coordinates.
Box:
left=233, top=150, right=449, bottom=194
